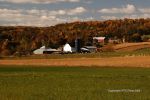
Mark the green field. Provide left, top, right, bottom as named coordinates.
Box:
left=0, top=66, right=149, bottom=100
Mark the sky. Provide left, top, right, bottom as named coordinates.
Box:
left=0, top=0, right=150, bottom=26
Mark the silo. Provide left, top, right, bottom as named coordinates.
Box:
left=75, top=38, right=81, bottom=52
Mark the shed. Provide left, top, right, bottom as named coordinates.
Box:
left=82, top=46, right=97, bottom=53
left=33, top=46, right=60, bottom=54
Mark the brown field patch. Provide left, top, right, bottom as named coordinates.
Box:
left=0, top=56, right=150, bottom=68
left=114, top=42, right=150, bottom=51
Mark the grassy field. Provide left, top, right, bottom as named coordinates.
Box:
left=0, top=66, right=149, bottom=100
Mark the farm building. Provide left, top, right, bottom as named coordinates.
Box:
left=93, top=37, right=106, bottom=44
left=108, top=38, right=120, bottom=44
left=75, top=38, right=82, bottom=52
left=63, top=43, right=72, bottom=53
left=81, top=46, right=97, bottom=53
left=33, top=46, right=60, bottom=54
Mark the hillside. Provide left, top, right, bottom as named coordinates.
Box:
left=0, top=18, right=150, bottom=56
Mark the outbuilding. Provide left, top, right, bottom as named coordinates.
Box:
left=81, top=46, right=97, bottom=53
left=93, top=37, right=106, bottom=44
left=33, top=46, right=60, bottom=54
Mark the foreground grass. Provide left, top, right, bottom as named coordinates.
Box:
left=0, top=66, right=149, bottom=100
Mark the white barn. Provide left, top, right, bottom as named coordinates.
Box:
left=63, top=43, right=72, bottom=53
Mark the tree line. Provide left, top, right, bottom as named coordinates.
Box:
left=0, top=18, right=150, bottom=56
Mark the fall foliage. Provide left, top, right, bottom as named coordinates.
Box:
left=0, top=18, right=150, bottom=56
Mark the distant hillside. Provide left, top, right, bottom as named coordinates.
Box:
left=0, top=18, right=150, bottom=56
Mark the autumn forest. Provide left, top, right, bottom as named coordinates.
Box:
left=0, top=18, right=150, bottom=56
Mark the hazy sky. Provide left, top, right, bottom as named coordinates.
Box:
left=0, top=0, right=150, bottom=26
